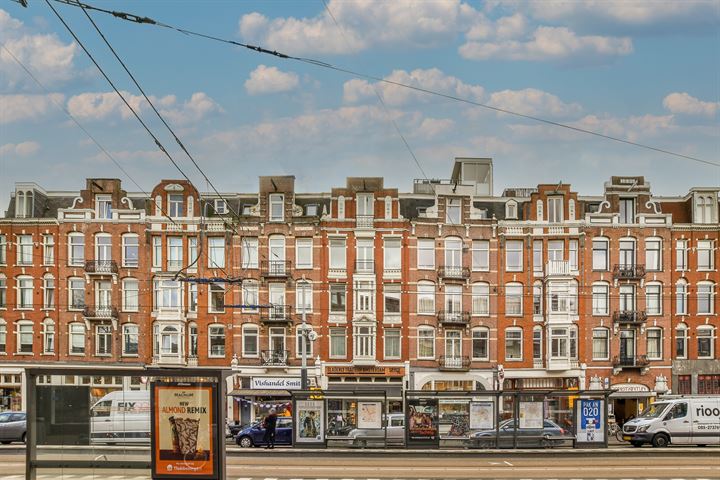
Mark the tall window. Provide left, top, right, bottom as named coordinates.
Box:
left=208, top=237, right=225, bottom=269
left=592, top=328, right=609, bottom=360
left=472, top=282, right=490, bottom=316
left=0, top=275, right=5, bottom=308
left=209, top=325, right=225, bottom=357
left=122, top=234, right=139, bottom=267
left=533, top=240, right=543, bottom=275
left=269, top=194, right=284, bottom=221
left=354, top=279, right=375, bottom=312
left=43, top=235, right=54, bottom=265
left=675, top=239, right=688, bottom=271
left=570, top=326, right=578, bottom=359
left=209, top=283, right=225, bottom=313
left=43, top=275, right=55, bottom=309
left=444, top=237, right=462, bottom=271
left=548, top=240, right=563, bottom=262
left=619, top=284, right=635, bottom=311
left=68, top=277, right=85, bottom=310
left=417, top=238, right=435, bottom=269
left=242, top=325, right=258, bottom=357
left=296, top=238, right=313, bottom=269
left=95, top=234, right=112, bottom=262
left=357, top=193, right=374, bottom=218
left=241, top=237, right=259, bottom=269
left=329, top=237, right=346, bottom=270
left=384, top=328, right=401, bottom=359
left=675, top=324, right=688, bottom=359
left=592, top=238, right=609, bottom=270
left=417, top=327, right=435, bottom=359
left=619, top=239, right=636, bottom=267
left=506, top=240, right=523, bottom=272
left=548, top=197, right=563, bottom=223
left=533, top=282, right=542, bottom=315
left=569, top=240, right=578, bottom=271
left=17, top=276, right=33, bottom=309
left=645, top=283, right=662, bottom=315
left=446, top=198, right=461, bottom=224
left=646, top=328, right=662, bottom=360
left=15, top=190, right=33, bottom=217
left=0, top=321, right=5, bottom=353
left=242, top=281, right=259, bottom=313
left=95, top=194, right=112, bottom=219
left=17, top=235, right=32, bottom=265
left=472, top=328, right=489, bottom=360
left=17, top=322, right=33, bottom=353
left=645, top=239, right=662, bottom=271
left=697, top=240, right=714, bottom=270
left=152, top=236, right=162, bottom=268
left=383, top=284, right=401, bottom=317
left=505, top=283, right=523, bottom=315
left=68, top=233, right=85, bottom=266
left=96, top=325, right=112, bottom=355
left=619, top=198, right=635, bottom=223
left=592, top=283, right=609, bottom=315
left=337, top=195, right=345, bottom=219
left=296, top=281, right=313, bottom=313
left=168, top=194, right=184, bottom=217
left=189, top=324, right=198, bottom=357
left=472, top=240, right=489, bottom=271
left=0, top=235, right=6, bottom=265
left=329, top=328, right=346, bottom=358
left=696, top=195, right=715, bottom=224
left=505, top=328, right=522, bottom=360
left=188, top=237, right=198, bottom=267
left=188, top=282, right=198, bottom=313
left=122, top=278, right=139, bottom=312
left=69, top=323, right=85, bottom=354
left=43, top=320, right=55, bottom=354
left=444, top=285, right=462, bottom=314
left=167, top=237, right=183, bottom=270
left=154, top=279, right=182, bottom=310
left=329, top=283, right=346, bottom=315
left=353, top=324, right=376, bottom=359
left=533, top=327, right=542, bottom=361
left=417, top=281, right=435, bottom=314
left=384, top=237, right=401, bottom=272
left=122, top=324, right=139, bottom=355
left=550, top=328, right=568, bottom=359
left=697, top=282, right=715, bottom=314
left=697, top=327, right=715, bottom=359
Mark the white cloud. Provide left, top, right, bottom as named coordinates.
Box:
left=0, top=9, right=78, bottom=88
left=244, top=65, right=299, bottom=95
left=460, top=25, right=632, bottom=62
left=414, top=118, right=456, bottom=138
left=663, top=92, right=719, bottom=117
left=0, top=141, right=40, bottom=157
left=488, top=88, right=582, bottom=117
left=239, top=0, right=480, bottom=55
left=343, top=68, right=485, bottom=106
left=160, top=92, right=223, bottom=124
left=0, top=93, right=64, bottom=124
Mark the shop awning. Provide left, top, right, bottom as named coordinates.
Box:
left=229, top=389, right=292, bottom=397
left=609, top=391, right=656, bottom=399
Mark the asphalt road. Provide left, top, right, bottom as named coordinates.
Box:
left=3, top=449, right=719, bottom=479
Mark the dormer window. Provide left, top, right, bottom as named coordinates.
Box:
left=269, top=194, right=284, bottom=221
left=15, top=190, right=33, bottom=218
left=305, top=204, right=318, bottom=216
left=168, top=194, right=184, bottom=217
left=548, top=197, right=563, bottom=223
left=213, top=199, right=227, bottom=215
left=505, top=200, right=518, bottom=219
left=619, top=198, right=635, bottom=224
left=242, top=204, right=253, bottom=215
left=696, top=195, right=716, bottom=224
left=95, top=194, right=112, bottom=220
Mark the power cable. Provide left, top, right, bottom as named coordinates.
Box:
left=51, top=0, right=720, bottom=168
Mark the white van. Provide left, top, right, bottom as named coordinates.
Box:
left=622, top=396, right=720, bottom=447
left=90, top=390, right=150, bottom=444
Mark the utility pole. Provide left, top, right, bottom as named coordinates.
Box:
left=300, top=283, right=308, bottom=390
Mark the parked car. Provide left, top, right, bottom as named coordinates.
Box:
left=347, top=413, right=405, bottom=447
left=466, top=418, right=572, bottom=448
left=235, top=417, right=293, bottom=448
left=227, top=421, right=245, bottom=438
left=0, top=411, right=26, bottom=444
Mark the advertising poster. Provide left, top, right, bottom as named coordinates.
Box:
left=407, top=398, right=438, bottom=444
left=470, top=401, right=495, bottom=430
left=151, top=383, right=216, bottom=479
left=576, top=399, right=604, bottom=443
left=439, top=400, right=470, bottom=438
left=357, top=401, right=382, bottom=429
left=519, top=401, right=543, bottom=429
left=296, top=400, right=324, bottom=443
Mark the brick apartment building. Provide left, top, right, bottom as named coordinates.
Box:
left=0, top=158, right=717, bottom=425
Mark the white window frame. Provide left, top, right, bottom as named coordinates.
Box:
left=69, top=323, right=85, bottom=355
left=472, top=240, right=489, bottom=271
left=295, top=238, right=313, bottom=269
left=697, top=327, right=715, bottom=359
left=242, top=281, right=259, bottom=313
left=16, top=234, right=33, bottom=266
left=471, top=282, right=490, bottom=316
left=533, top=326, right=543, bottom=361
left=329, top=237, right=347, bottom=270
left=209, top=282, right=225, bottom=313
left=329, top=283, right=346, bottom=315
left=17, top=275, right=33, bottom=309
left=505, top=328, right=523, bottom=361
left=269, top=193, right=284, bottom=222
left=569, top=239, right=578, bottom=271
left=208, top=324, right=226, bottom=357
left=208, top=237, right=225, bottom=269
left=548, top=196, right=563, bottom=223
left=122, top=278, right=139, bottom=312
left=446, top=198, right=461, bottom=224
left=506, top=240, right=523, bottom=272
left=122, top=234, right=139, bottom=268
left=16, top=321, right=33, bottom=354
left=352, top=324, right=375, bottom=359
left=68, top=277, right=85, bottom=310
left=96, top=324, right=112, bottom=356
left=505, top=200, right=517, bottom=219
left=675, top=239, right=688, bottom=271
left=241, top=237, right=259, bottom=269
left=0, top=235, right=6, bottom=265
left=42, top=235, right=54, bottom=266
left=0, top=274, right=5, bottom=309
left=242, top=324, right=259, bottom=358
left=592, top=238, right=609, bottom=271
left=472, top=327, right=489, bottom=361
left=417, top=327, right=435, bottom=360
left=383, top=237, right=401, bottom=273
left=592, top=283, right=609, bottom=316
left=95, top=194, right=112, bottom=220
left=417, top=238, right=435, bottom=270
left=122, top=323, right=139, bottom=356
left=417, top=281, right=435, bottom=315
left=697, top=240, right=714, bottom=271
left=592, top=328, right=610, bottom=361
left=42, top=274, right=55, bottom=310
left=296, top=280, right=313, bottom=314
left=645, top=238, right=662, bottom=271
left=152, top=236, right=162, bottom=268
left=68, top=232, right=85, bottom=267
left=675, top=324, right=688, bottom=359
left=505, top=282, right=523, bottom=316
left=213, top=199, right=227, bottom=214
left=329, top=327, right=347, bottom=359
left=168, top=194, right=184, bottom=217
left=645, top=282, right=662, bottom=316
left=42, top=319, right=55, bottom=354
left=646, top=328, right=662, bottom=360
left=384, top=328, right=401, bottom=359
left=697, top=281, right=715, bottom=315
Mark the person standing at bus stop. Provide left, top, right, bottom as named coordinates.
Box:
left=263, top=408, right=278, bottom=449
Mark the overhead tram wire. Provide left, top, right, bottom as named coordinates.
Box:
left=51, top=0, right=719, bottom=168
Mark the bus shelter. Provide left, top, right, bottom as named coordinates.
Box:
left=404, top=389, right=610, bottom=449
left=25, top=367, right=228, bottom=480
left=290, top=389, right=389, bottom=447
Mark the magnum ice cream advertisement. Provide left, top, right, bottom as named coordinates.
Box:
left=152, top=383, right=216, bottom=478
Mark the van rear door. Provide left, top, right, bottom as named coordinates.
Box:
left=692, top=398, right=720, bottom=445
left=662, top=401, right=692, bottom=445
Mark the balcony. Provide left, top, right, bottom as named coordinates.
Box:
left=82, top=306, right=118, bottom=319
left=613, top=310, right=648, bottom=325
left=613, top=264, right=646, bottom=280
left=437, top=310, right=470, bottom=326
left=356, top=215, right=374, bottom=229
left=355, top=260, right=375, bottom=273
left=438, top=265, right=470, bottom=280
left=260, top=260, right=292, bottom=279
left=261, top=350, right=289, bottom=367
left=612, top=355, right=650, bottom=369
left=260, top=305, right=293, bottom=325
left=545, top=260, right=573, bottom=277
left=84, top=260, right=118, bottom=275
left=439, top=355, right=470, bottom=371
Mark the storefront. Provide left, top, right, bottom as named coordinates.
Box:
left=324, top=364, right=407, bottom=414
left=412, top=369, right=493, bottom=393
left=229, top=375, right=300, bottom=426
left=609, top=383, right=656, bottom=425
left=0, top=369, right=23, bottom=412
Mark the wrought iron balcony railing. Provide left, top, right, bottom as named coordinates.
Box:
left=613, top=264, right=646, bottom=280
left=439, top=355, right=471, bottom=371
left=356, top=215, right=374, bottom=228
left=260, top=260, right=292, bottom=278
left=260, top=305, right=293, bottom=324
left=613, top=310, right=648, bottom=325
left=437, top=310, right=470, bottom=325
left=438, top=265, right=470, bottom=280
left=612, top=355, right=650, bottom=369
left=261, top=350, right=289, bottom=366
left=83, top=306, right=118, bottom=319
left=84, top=260, right=118, bottom=274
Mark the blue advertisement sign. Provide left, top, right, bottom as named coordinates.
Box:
left=576, top=399, right=604, bottom=443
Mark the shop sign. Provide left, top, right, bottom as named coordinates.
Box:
left=325, top=366, right=404, bottom=377
left=575, top=398, right=605, bottom=444
left=151, top=382, right=217, bottom=479
left=611, top=383, right=650, bottom=392
left=251, top=377, right=301, bottom=390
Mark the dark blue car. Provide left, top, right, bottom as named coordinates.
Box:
left=235, top=417, right=293, bottom=448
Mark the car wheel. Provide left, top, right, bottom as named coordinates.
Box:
left=631, top=441, right=643, bottom=448
left=652, top=433, right=670, bottom=448
left=0, top=441, right=10, bottom=445
left=237, top=436, right=253, bottom=448
left=477, top=440, right=492, bottom=449
left=355, top=439, right=367, bottom=448
left=697, top=444, right=707, bottom=447
left=21, top=433, right=26, bottom=444
left=540, top=437, right=552, bottom=449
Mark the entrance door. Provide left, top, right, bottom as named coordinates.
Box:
left=619, top=330, right=635, bottom=365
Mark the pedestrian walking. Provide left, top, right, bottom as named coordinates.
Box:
left=262, top=408, right=278, bottom=449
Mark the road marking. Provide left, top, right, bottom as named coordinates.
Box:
left=504, top=460, right=514, bottom=466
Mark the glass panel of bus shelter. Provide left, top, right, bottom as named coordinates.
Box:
left=545, top=393, right=576, bottom=446
left=463, top=395, right=497, bottom=449
left=327, top=399, right=357, bottom=438
left=438, top=398, right=470, bottom=447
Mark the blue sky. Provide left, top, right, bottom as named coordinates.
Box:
left=1, top=1, right=718, bottom=210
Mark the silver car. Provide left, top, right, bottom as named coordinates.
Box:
left=0, top=412, right=26, bottom=444
left=347, top=413, right=405, bottom=447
